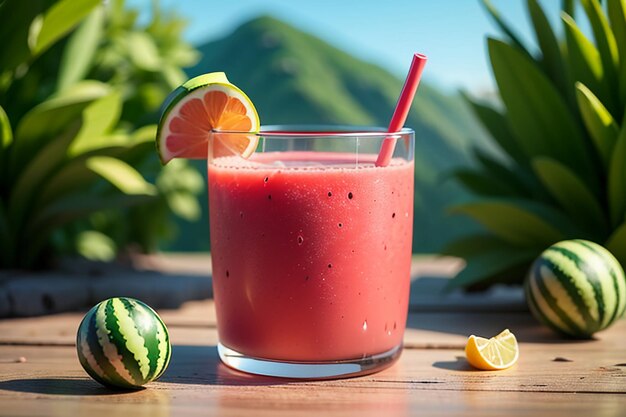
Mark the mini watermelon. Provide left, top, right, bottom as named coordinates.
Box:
left=76, top=297, right=171, bottom=389
left=525, top=239, right=626, bottom=338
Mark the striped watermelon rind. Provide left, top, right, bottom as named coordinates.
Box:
left=76, top=297, right=171, bottom=389
left=524, top=239, right=626, bottom=339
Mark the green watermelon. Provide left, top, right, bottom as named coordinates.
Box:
left=76, top=297, right=171, bottom=389
left=525, top=239, right=626, bottom=338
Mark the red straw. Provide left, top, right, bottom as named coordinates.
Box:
left=375, top=53, right=427, bottom=167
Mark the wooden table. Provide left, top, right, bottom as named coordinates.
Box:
left=1, top=257, right=625, bottom=416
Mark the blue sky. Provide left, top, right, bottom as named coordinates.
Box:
left=130, top=0, right=578, bottom=92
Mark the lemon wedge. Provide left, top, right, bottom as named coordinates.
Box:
left=465, top=329, right=519, bottom=370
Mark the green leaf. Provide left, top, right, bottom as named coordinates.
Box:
left=70, top=133, right=130, bottom=158
left=0, top=104, right=11, bottom=148
left=156, top=159, right=204, bottom=194
left=608, top=0, right=626, bottom=107
left=443, top=235, right=537, bottom=289
left=621, top=51, right=626, bottom=111
left=610, top=0, right=626, bottom=57
left=136, top=83, right=167, bottom=114
left=488, top=38, right=593, bottom=183
left=51, top=79, right=110, bottom=100
left=86, top=156, right=157, bottom=196
left=126, top=31, right=161, bottom=71
left=37, top=159, right=95, bottom=207
left=453, top=169, right=514, bottom=197
left=449, top=199, right=569, bottom=247
left=69, top=91, right=123, bottom=155
left=30, top=0, right=101, bottom=56
left=167, top=45, right=200, bottom=68
left=37, top=136, right=139, bottom=207
left=563, top=0, right=575, bottom=17
left=581, top=0, right=619, bottom=111
left=76, top=230, right=116, bottom=262
left=129, top=125, right=157, bottom=145
left=532, top=156, right=607, bottom=236
left=33, top=195, right=153, bottom=232
left=22, top=193, right=153, bottom=267
left=443, top=234, right=521, bottom=257
left=462, top=92, right=527, bottom=166
left=608, top=121, right=626, bottom=227
left=167, top=191, right=201, bottom=221
left=37, top=151, right=111, bottom=208
left=15, top=81, right=109, bottom=139
left=110, top=141, right=154, bottom=170
left=562, top=13, right=615, bottom=114
left=57, top=6, right=104, bottom=91
left=11, top=81, right=109, bottom=177
left=563, top=13, right=602, bottom=79
left=606, top=221, right=626, bottom=266
left=575, top=82, right=620, bottom=167
left=448, top=255, right=534, bottom=289
left=474, top=150, right=533, bottom=198
left=0, top=0, right=48, bottom=74
left=527, top=0, right=573, bottom=108
left=8, top=122, right=82, bottom=235
left=0, top=104, right=12, bottom=177
left=162, top=64, right=187, bottom=90
left=481, top=0, right=533, bottom=58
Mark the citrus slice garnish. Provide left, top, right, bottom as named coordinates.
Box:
left=465, top=329, right=519, bottom=370
left=156, top=72, right=260, bottom=164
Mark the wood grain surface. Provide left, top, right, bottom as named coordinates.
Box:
left=1, top=257, right=625, bottom=416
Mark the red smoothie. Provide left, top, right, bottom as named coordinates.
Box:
left=208, top=151, right=414, bottom=361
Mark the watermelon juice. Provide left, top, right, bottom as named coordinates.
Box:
left=208, top=146, right=414, bottom=366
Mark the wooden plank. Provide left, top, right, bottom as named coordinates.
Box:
left=1, top=314, right=625, bottom=394
left=0, top=345, right=625, bottom=417
left=0, top=389, right=623, bottom=417
left=2, top=258, right=624, bottom=416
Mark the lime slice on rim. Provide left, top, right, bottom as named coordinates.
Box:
left=156, top=72, right=260, bottom=164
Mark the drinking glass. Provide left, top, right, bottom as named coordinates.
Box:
left=207, top=126, right=414, bottom=379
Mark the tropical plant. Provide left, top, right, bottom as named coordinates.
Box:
left=78, top=0, right=203, bottom=254
left=445, top=0, right=626, bottom=289
left=0, top=0, right=202, bottom=268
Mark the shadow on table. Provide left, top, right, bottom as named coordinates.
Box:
left=431, top=356, right=474, bottom=371
left=0, top=346, right=281, bottom=394
left=160, top=345, right=286, bottom=386
left=0, top=378, right=128, bottom=396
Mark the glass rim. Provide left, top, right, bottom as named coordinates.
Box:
left=212, top=125, right=414, bottom=138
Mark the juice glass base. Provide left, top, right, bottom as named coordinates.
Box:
left=217, top=343, right=403, bottom=380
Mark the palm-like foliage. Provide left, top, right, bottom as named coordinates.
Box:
left=445, top=0, right=626, bottom=289
left=0, top=0, right=202, bottom=268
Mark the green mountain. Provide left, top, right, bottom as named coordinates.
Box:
left=170, top=15, right=487, bottom=253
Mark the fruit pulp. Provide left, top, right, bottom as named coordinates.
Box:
left=208, top=151, right=414, bottom=361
